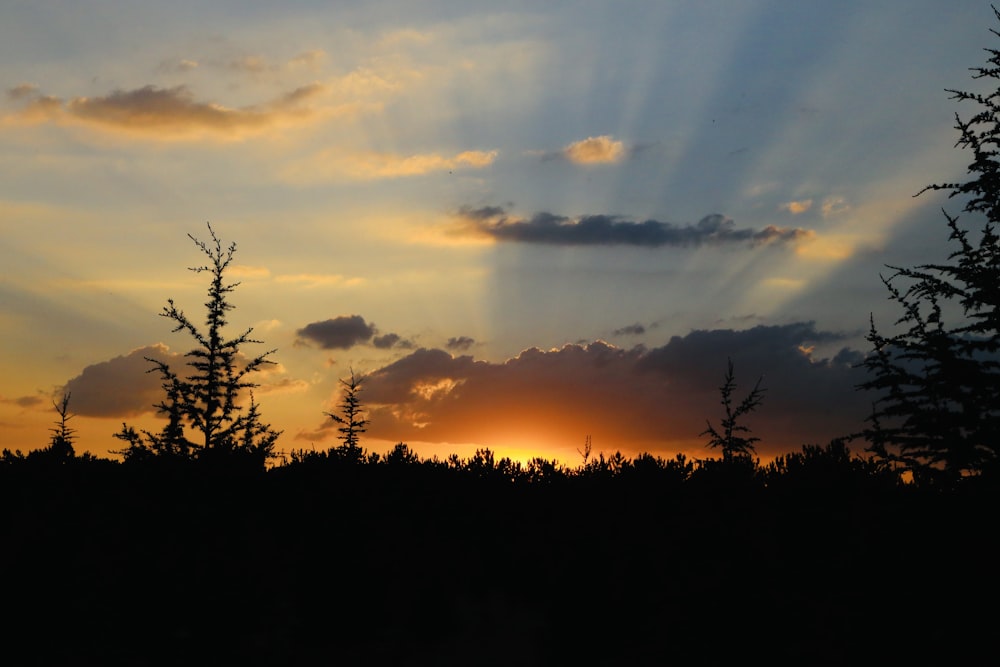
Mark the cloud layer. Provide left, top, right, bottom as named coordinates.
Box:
left=310, top=322, right=872, bottom=458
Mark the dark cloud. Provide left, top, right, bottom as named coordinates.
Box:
left=456, top=207, right=813, bottom=248
left=446, top=336, right=476, bottom=351
left=372, top=333, right=413, bottom=350
left=61, top=344, right=182, bottom=418
left=297, top=315, right=410, bottom=350
left=61, top=344, right=293, bottom=417
left=373, top=333, right=403, bottom=349
left=353, top=322, right=869, bottom=460
left=613, top=323, right=646, bottom=336
left=0, top=394, right=47, bottom=409
left=297, top=315, right=375, bottom=350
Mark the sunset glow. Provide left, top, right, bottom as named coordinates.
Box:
left=0, top=1, right=991, bottom=464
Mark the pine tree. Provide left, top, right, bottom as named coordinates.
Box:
left=116, top=223, right=280, bottom=467
left=860, top=9, right=1000, bottom=483
left=47, top=392, right=76, bottom=461
left=701, top=359, right=765, bottom=463
left=325, top=368, right=369, bottom=459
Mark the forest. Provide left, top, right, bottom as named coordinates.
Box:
left=4, top=11, right=1000, bottom=667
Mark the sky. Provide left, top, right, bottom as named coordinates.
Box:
left=1, top=0, right=995, bottom=465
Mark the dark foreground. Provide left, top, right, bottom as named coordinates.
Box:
left=2, top=457, right=996, bottom=666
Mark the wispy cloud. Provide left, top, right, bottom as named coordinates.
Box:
left=613, top=323, right=646, bottom=336
left=4, top=82, right=330, bottom=139
left=455, top=206, right=814, bottom=248
left=274, top=273, right=365, bottom=288
left=0, top=393, right=48, bottom=410
left=280, top=148, right=498, bottom=183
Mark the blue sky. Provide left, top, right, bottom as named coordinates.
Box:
left=1, top=1, right=995, bottom=463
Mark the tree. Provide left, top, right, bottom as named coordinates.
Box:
left=47, top=392, right=76, bottom=461
left=325, top=368, right=369, bottom=458
left=701, top=358, right=765, bottom=463
left=116, top=223, right=280, bottom=467
left=860, top=9, right=1000, bottom=483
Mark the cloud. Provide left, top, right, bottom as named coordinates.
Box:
left=0, top=394, right=48, bottom=410
left=780, top=200, right=813, bottom=215
left=274, top=273, right=364, bottom=288
left=613, top=323, right=646, bottom=336
left=4, top=82, right=330, bottom=139
left=446, top=336, right=476, bottom=351
left=6, top=83, right=39, bottom=101
left=61, top=344, right=183, bottom=418
left=60, top=343, right=296, bottom=417
left=225, top=50, right=327, bottom=75
left=563, top=135, right=626, bottom=164
left=455, top=207, right=814, bottom=248
left=374, top=333, right=415, bottom=350
left=229, top=265, right=271, bottom=279
left=347, top=323, right=870, bottom=459
left=296, top=315, right=376, bottom=350
left=156, top=58, right=200, bottom=73
left=281, top=148, right=498, bottom=183
left=296, top=315, right=409, bottom=350
left=821, top=196, right=850, bottom=218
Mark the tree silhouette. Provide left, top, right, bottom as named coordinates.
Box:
left=326, top=368, right=369, bottom=459
left=116, top=223, right=280, bottom=467
left=47, top=392, right=76, bottom=460
left=860, top=10, right=1000, bottom=483
left=701, top=358, right=765, bottom=462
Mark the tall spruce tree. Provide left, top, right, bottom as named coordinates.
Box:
left=861, top=9, right=1000, bottom=483
left=325, top=368, right=369, bottom=459
left=116, top=224, right=280, bottom=466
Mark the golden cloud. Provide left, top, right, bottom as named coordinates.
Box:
left=281, top=148, right=498, bottom=183
left=3, top=81, right=343, bottom=140
left=229, top=265, right=272, bottom=279
left=563, top=135, right=625, bottom=164
left=780, top=199, right=813, bottom=215
left=274, top=273, right=365, bottom=288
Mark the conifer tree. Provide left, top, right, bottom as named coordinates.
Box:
left=325, top=368, right=369, bottom=459
left=701, top=359, right=765, bottom=462
left=47, top=392, right=76, bottom=460
left=861, top=10, right=1000, bottom=482
left=116, top=223, right=280, bottom=466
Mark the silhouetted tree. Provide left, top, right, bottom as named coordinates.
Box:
left=383, top=442, right=421, bottom=466
left=577, top=434, right=592, bottom=467
left=117, top=223, right=279, bottom=467
left=861, top=10, right=1000, bottom=483
left=326, top=368, right=369, bottom=459
left=47, top=392, right=75, bottom=461
left=701, top=358, right=765, bottom=462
